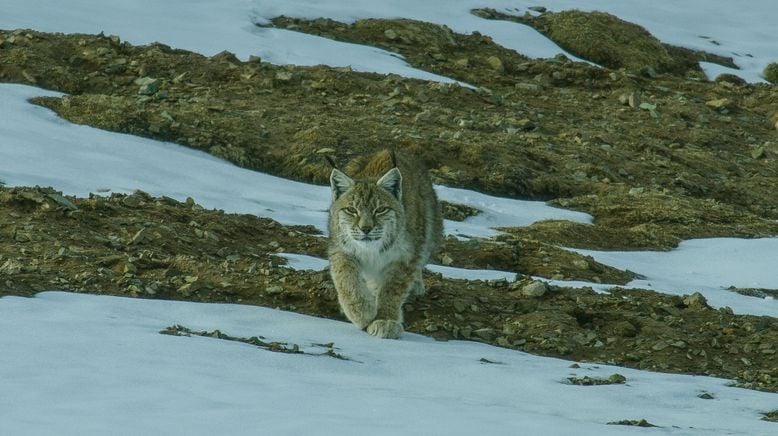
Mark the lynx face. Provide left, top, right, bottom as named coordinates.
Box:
left=330, top=167, right=404, bottom=251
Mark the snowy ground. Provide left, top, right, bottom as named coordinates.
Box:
left=2, top=292, right=777, bottom=436
left=249, top=0, right=778, bottom=83
left=2, top=0, right=776, bottom=83
left=2, top=0, right=778, bottom=434
left=573, top=239, right=778, bottom=317
left=280, top=243, right=778, bottom=318
left=0, top=83, right=590, bottom=236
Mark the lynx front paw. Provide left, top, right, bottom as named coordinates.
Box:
left=366, top=319, right=404, bottom=339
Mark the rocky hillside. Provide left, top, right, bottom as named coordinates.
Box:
left=1, top=10, right=778, bottom=393
left=2, top=185, right=778, bottom=394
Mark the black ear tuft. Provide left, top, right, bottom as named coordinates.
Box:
left=376, top=167, right=402, bottom=200
left=330, top=168, right=354, bottom=200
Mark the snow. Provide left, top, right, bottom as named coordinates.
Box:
left=0, top=0, right=463, bottom=85
left=2, top=1, right=777, bottom=83
left=1, top=0, right=778, bottom=433
left=280, top=252, right=519, bottom=281
left=2, top=291, right=777, bottom=436
left=572, top=238, right=778, bottom=317
left=279, top=252, right=616, bottom=294
left=279, top=248, right=778, bottom=318
left=0, top=83, right=591, bottom=236
left=436, top=185, right=591, bottom=238
left=247, top=0, right=778, bottom=83
left=0, top=84, right=331, bottom=229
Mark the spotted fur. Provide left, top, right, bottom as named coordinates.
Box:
left=328, top=150, right=443, bottom=338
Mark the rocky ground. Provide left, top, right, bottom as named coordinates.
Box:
left=1, top=9, right=778, bottom=398
left=2, top=186, right=778, bottom=395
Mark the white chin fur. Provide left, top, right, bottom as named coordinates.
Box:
left=349, top=238, right=383, bottom=250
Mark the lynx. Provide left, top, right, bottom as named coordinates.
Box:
left=328, top=150, right=443, bottom=339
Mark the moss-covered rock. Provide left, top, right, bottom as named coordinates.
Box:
left=529, top=10, right=699, bottom=74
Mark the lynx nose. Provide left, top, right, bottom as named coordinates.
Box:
left=357, top=214, right=374, bottom=235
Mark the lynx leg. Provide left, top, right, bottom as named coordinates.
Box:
left=366, top=262, right=417, bottom=339
left=330, top=253, right=376, bottom=329
left=408, top=269, right=426, bottom=297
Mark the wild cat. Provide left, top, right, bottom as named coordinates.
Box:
left=328, top=150, right=443, bottom=339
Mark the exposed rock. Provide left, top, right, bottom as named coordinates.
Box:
left=521, top=280, right=548, bottom=297
left=0, top=259, right=24, bottom=275
left=608, top=373, right=627, bottom=384
left=453, top=58, right=469, bottom=68
left=628, top=187, right=644, bottom=195
left=706, top=98, right=734, bottom=112
left=607, top=419, right=657, bottom=428
left=209, top=50, right=240, bottom=64
left=130, top=228, right=150, bottom=245
left=683, top=292, right=708, bottom=308
left=613, top=321, right=637, bottom=337
left=763, top=62, right=778, bottom=84
left=474, top=328, right=497, bottom=341
left=623, top=91, right=641, bottom=108
left=134, top=76, right=161, bottom=95
left=571, top=259, right=589, bottom=270
left=275, top=70, right=296, bottom=81
left=715, top=73, right=746, bottom=86
left=751, top=145, right=766, bottom=160
left=265, top=285, right=285, bottom=294
left=567, top=373, right=626, bottom=385
left=515, top=82, right=542, bottom=93
left=640, top=65, right=657, bottom=78
left=46, top=193, right=78, bottom=210
left=485, top=55, right=505, bottom=73
left=440, top=201, right=480, bottom=221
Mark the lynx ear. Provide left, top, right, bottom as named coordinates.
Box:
left=377, top=167, right=402, bottom=200
left=330, top=168, right=354, bottom=200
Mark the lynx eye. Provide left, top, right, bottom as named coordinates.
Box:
left=375, top=206, right=390, bottom=215
left=343, top=207, right=358, bottom=215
